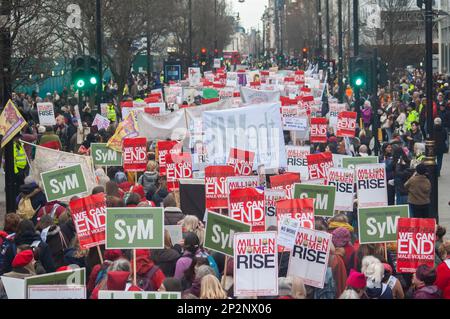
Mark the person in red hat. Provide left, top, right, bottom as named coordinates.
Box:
left=339, top=269, right=367, bottom=299
left=0, top=248, right=36, bottom=299
left=131, top=249, right=166, bottom=291
left=382, top=263, right=405, bottom=299
left=87, top=249, right=123, bottom=297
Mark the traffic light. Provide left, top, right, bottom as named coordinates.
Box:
left=302, top=47, right=308, bottom=61
left=200, top=48, right=207, bottom=66
left=349, top=56, right=372, bottom=89
left=71, top=55, right=99, bottom=91
left=214, top=48, right=219, bottom=57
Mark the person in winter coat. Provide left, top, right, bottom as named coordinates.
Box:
left=151, top=175, right=169, bottom=207
left=339, top=269, right=367, bottom=299
left=163, top=193, right=185, bottom=226
left=0, top=249, right=36, bottom=299
left=38, top=126, right=62, bottom=150
left=432, top=117, right=449, bottom=177
left=151, top=230, right=182, bottom=277
left=392, top=147, right=413, bottom=205
left=138, top=160, right=159, bottom=196
left=183, top=265, right=216, bottom=298
left=362, top=256, right=393, bottom=299
left=409, top=264, right=442, bottom=299
left=35, top=215, right=71, bottom=269
left=331, top=227, right=355, bottom=274
left=404, top=163, right=431, bottom=218
left=5, top=220, right=55, bottom=274
left=329, top=241, right=347, bottom=298
left=200, top=274, right=228, bottom=299
left=435, top=240, right=450, bottom=299
left=15, top=177, right=47, bottom=225
left=406, top=121, right=424, bottom=152
left=132, top=249, right=165, bottom=291
left=87, top=249, right=123, bottom=296
left=90, top=258, right=132, bottom=299
left=174, top=232, right=200, bottom=289
left=382, top=263, right=404, bottom=299
left=361, top=100, right=373, bottom=128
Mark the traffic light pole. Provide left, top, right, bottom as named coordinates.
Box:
left=96, top=0, right=103, bottom=106
left=338, top=0, right=344, bottom=103
left=0, top=0, right=16, bottom=214
left=424, top=0, right=439, bottom=222
left=371, top=48, right=381, bottom=157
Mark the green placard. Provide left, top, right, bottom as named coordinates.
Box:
left=342, top=156, right=378, bottom=169
left=293, top=183, right=336, bottom=217
left=106, top=207, right=164, bottom=249
left=24, top=268, right=86, bottom=298
left=358, top=205, right=409, bottom=244
left=40, top=164, right=88, bottom=202
left=204, top=211, right=251, bottom=257
left=91, top=143, right=123, bottom=166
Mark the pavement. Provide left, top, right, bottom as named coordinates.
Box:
left=0, top=155, right=450, bottom=233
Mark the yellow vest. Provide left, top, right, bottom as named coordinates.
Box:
left=14, top=142, right=27, bottom=174
left=107, top=104, right=117, bottom=122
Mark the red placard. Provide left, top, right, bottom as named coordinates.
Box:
left=276, top=198, right=315, bottom=229
left=122, top=137, right=147, bottom=172
left=205, top=166, right=235, bottom=209
left=336, top=111, right=357, bottom=137
left=270, top=173, right=301, bottom=199
left=310, top=118, right=328, bottom=143
left=227, top=148, right=255, bottom=176
left=229, top=187, right=265, bottom=232
left=157, top=140, right=182, bottom=175
left=70, top=193, right=106, bottom=249
left=396, top=218, right=436, bottom=273
left=306, top=152, right=334, bottom=180
left=166, top=152, right=193, bottom=191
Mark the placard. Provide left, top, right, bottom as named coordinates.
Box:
left=306, top=152, right=334, bottom=181
left=40, top=164, right=88, bottom=202
left=355, top=163, right=388, bottom=208
left=276, top=199, right=315, bottom=229
left=325, top=168, right=354, bottom=212
left=122, top=137, right=148, bottom=172
left=286, top=146, right=309, bottom=180
left=234, top=232, right=278, bottom=296
left=37, top=102, right=56, bottom=126
left=229, top=187, right=265, bottom=232
left=293, top=183, right=336, bottom=217
left=205, top=166, right=235, bottom=209
left=91, top=143, right=123, bottom=166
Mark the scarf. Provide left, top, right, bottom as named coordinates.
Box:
left=328, top=221, right=354, bottom=233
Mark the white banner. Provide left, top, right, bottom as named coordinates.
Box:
left=326, top=168, right=354, bottom=212
left=137, top=109, right=186, bottom=141
left=356, top=163, right=388, bottom=208
left=28, top=285, right=86, bottom=299
left=240, top=86, right=281, bottom=104
left=233, top=232, right=278, bottom=297
left=37, top=102, right=56, bottom=126
left=287, top=227, right=332, bottom=288
left=203, top=102, right=287, bottom=169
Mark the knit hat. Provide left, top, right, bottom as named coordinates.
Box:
left=278, top=277, right=293, bottom=296
left=332, top=227, right=351, bottom=247
left=24, top=176, right=36, bottom=185
left=346, top=270, right=366, bottom=290
left=104, top=249, right=123, bottom=261
left=56, top=265, right=71, bottom=272
left=115, top=171, right=128, bottom=184
left=415, top=264, right=437, bottom=285
left=106, top=271, right=130, bottom=290
left=12, top=250, right=33, bottom=268
left=383, top=263, right=393, bottom=274
left=136, top=249, right=150, bottom=258
left=131, top=184, right=145, bottom=199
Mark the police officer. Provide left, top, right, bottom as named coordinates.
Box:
left=107, top=102, right=117, bottom=123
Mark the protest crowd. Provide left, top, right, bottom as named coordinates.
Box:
left=0, top=61, right=449, bottom=300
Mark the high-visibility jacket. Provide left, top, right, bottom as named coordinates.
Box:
left=14, top=142, right=27, bottom=174
left=405, top=110, right=419, bottom=131
left=107, top=104, right=116, bottom=122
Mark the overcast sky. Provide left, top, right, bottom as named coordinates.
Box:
left=229, top=0, right=268, bottom=32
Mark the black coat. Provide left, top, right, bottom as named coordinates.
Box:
left=151, top=247, right=182, bottom=277
left=433, top=125, right=448, bottom=155
left=45, top=226, right=71, bottom=269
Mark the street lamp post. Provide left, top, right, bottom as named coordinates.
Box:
left=424, top=0, right=439, bottom=222
left=338, top=0, right=344, bottom=103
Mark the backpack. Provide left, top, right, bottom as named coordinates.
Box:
left=95, top=261, right=112, bottom=286
left=17, top=195, right=36, bottom=220
left=136, top=265, right=160, bottom=291
left=0, top=233, right=15, bottom=275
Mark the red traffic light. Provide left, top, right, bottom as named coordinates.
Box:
left=201, top=48, right=207, bottom=54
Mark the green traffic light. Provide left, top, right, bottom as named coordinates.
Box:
left=355, top=78, right=363, bottom=86
left=90, top=76, right=98, bottom=85
left=76, top=79, right=85, bottom=88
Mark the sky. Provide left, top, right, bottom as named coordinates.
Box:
left=229, top=0, right=269, bottom=32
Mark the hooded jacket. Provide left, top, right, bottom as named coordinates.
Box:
left=44, top=225, right=71, bottom=269
left=151, top=247, right=182, bottom=277
left=413, top=285, right=442, bottom=299
left=90, top=270, right=131, bottom=299
left=135, top=255, right=165, bottom=291
left=138, top=171, right=158, bottom=196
